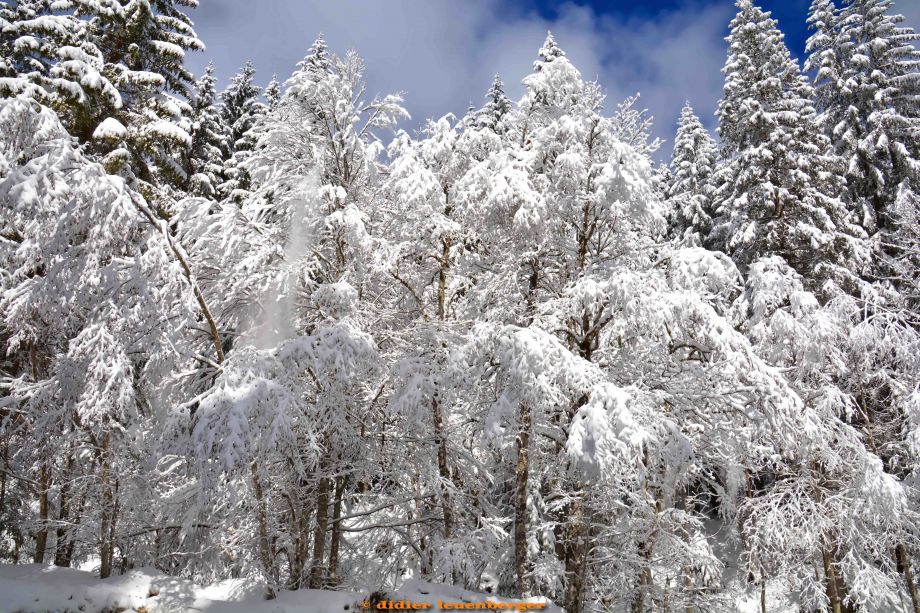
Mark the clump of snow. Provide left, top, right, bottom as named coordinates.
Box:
left=313, top=282, right=359, bottom=318
left=667, top=247, right=741, bottom=296
left=92, top=117, right=127, bottom=141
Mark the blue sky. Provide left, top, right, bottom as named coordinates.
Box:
left=185, top=0, right=920, bottom=159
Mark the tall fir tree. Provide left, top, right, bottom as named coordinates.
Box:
left=218, top=60, right=265, bottom=201
left=0, top=0, right=205, bottom=192
left=668, top=102, right=718, bottom=241
left=297, top=32, right=331, bottom=80
left=183, top=61, right=225, bottom=199
left=265, top=74, right=282, bottom=111
left=476, top=74, right=513, bottom=135
left=711, top=0, right=868, bottom=292
left=806, top=0, right=920, bottom=250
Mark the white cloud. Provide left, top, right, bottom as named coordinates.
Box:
left=185, top=0, right=735, bottom=152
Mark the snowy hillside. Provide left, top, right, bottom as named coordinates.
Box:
left=0, top=565, right=558, bottom=613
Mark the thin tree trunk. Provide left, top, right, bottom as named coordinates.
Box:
left=99, top=459, right=119, bottom=579
left=822, top=546, right=843, bottom=613
left=564, top=486, right=585, bottom=613
left=251, top=462, right=275, bottom=597
left=64, top=473, right=90, bottom=569
left=632, top=538, right=655, bottom=613
left=432, top=397, right=453, bottom=542
left=287, top=480, right=312, bottom=590
left=54, top=456, right=74, bottom=566
left=514, top=402, right=532, bottom=599
left=0, top=445, right=7, bottom=528
left=437, top=239, right=451, bottom=321
left=33, top=464, right=49, bottom=564
left=897, top=544, right=920, bottom=613
left=309, top=474, right=330, bottom=589
left=99, top=437, right=112, bottom=578
left=328, top=474, right=349, bottom=583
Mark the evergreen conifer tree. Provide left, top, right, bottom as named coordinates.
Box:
left=265, top=74, right=282, bottom=111
left=476, top=74, right=513, bottom=135
left=184, top=62, right=225, bottom=198
left=668, top=102, right=718, bottom=241
left=806, top=0, right=920, bottom=239
left=534, top=30, right=565, bottom=71
left=297, top=33, right=331, bottom=80
left=0, top=0, right=204, bottom=191
left=711, top=0, right=867, bottom=291
left=218, top=60, right=265, bottom=201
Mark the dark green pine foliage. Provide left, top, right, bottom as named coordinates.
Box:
left=69, top=0, right=205, bottom=188
left=711, top=0, right=869, bottom=293
left=0, top=0, right=55, bottom=80
left=0, top=0, right=204, bottom=191
left=183, top=61, right=225, bottom=198
left=218, top=60, right=265, bottom=202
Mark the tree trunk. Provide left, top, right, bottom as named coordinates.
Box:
left=0, top=445, right=7, bottom=531
left=514, top=402, right=532, bottom=599
left=632, top=538, right=655, bottom=613
left=251, top=462, right=276, bottom=597
left=328, top=474, right=349, bottom=582
left=563, top=487, right=585, bottom=613
left=100, top=438, right=113, bottom=579
left=309, top=474, right=330, bottom=589
left=33, top=464, right=50, bottom=564
left=100, top=473, right=119, bottom=579
left=822, top=546, right=843, bottom=613
left=289, top=481, right=312, bottom=590
left=64, top=484, right=89, bottom=570
left=437, top=239, right=451, bottom=321
left=54, top=456, right=74, bottom=566
left=432, top=397, right=453, bottom=542
left=897, top=543, right=920, bottom=613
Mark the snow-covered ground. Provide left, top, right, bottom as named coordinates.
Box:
left=0, top=564, right=560, bottom=613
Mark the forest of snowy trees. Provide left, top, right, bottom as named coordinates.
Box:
left=1, top=0, right=920, bottom=611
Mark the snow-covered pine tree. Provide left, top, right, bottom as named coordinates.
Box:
left=0, top=0, right=205, bottom=194
left=711, top=0, right=869, bottom=294
left=476, top=75, right=513, bottom=136
left=0, top=0, right=56, bottom=81
left=533, top=30, right=564, bottom=71
left=297, top=33, right=331, bottom=81
left=265, top=74, right=282, bottom=110
left=709, top=5, right=920, bottom=612
left=806, top=0, right=920, bottom=241
left=183, top=61, right=225, bottom=198
left=218, top=60, right=265, bottom=202
left=668, top=102, right=718, bottom=242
